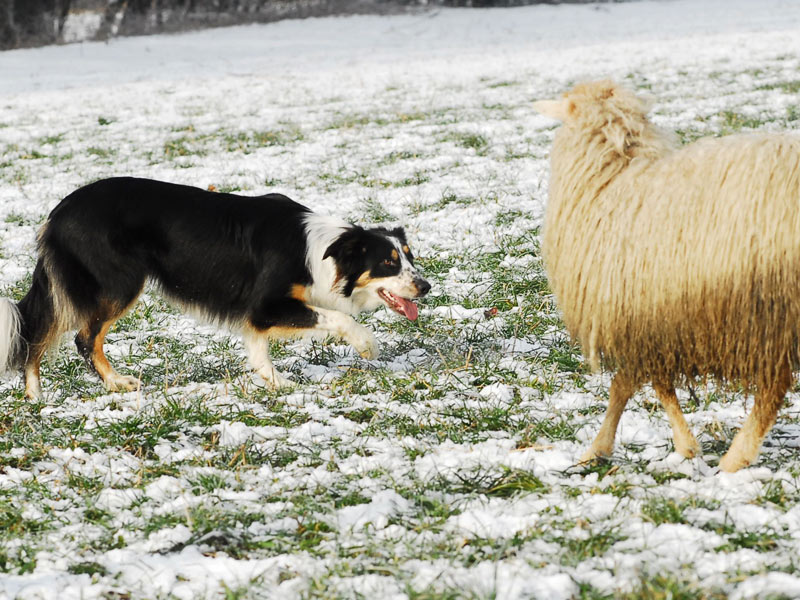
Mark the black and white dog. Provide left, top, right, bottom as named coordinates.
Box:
left=0, top=177, right=430, bottom=398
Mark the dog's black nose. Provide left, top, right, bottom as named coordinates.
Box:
left=416, top=278, right=431, bottom=297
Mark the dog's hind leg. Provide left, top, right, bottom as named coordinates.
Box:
left=75, top=300, right=141, bottom=393
left=17, top=262, right=68, bottom=399
left=24, top=358, right=43, bottom=400
left=22, top=330, right=60, bottom=400
left=653, top=382, right=700, bottom=458
left=23, top=317, right=64, bottom=400
left=580, top=372, right=638, bottom=463
left=719, top=361, right=793, bottom=472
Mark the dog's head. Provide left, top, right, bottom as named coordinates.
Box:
left=323, top=226, right=430, bottom=320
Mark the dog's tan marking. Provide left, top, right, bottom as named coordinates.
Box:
left=265, top=326, right=310, bottom=340
left=76, top=296, right=142, bottom=393
left=391, top=249, right=399, bottom=261
left=88, top=321, right=120, bottom=383
left=402, top=245, right=410, bottom=255
left=290, top=284, right=309, bottom=302
left=353, top=272, right=373, bottom=288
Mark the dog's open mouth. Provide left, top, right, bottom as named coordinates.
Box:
left=378, top=289, right=418, bottom=321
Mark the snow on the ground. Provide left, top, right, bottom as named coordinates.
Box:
left=2, top=1, right=800, bottom=598
left=3, top=0, right=800, bottom=95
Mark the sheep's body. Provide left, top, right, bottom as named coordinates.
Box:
left=547, top=133, right=800, bottom=387
left=536, top=81, right=800, bottom=471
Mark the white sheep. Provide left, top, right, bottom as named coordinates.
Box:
left=535, top=80, right=800, bottom=472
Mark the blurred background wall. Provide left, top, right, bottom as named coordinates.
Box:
left=0, top=0, right=617, bottom=50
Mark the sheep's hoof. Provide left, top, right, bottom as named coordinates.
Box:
left=675, top=437, right=701, bottom=459
left=719, top=451, right=752, bottom=473
left=579, top=446, right=611, bottom=465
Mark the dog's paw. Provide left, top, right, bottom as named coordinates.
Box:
left=257, top=368, right=296, bottom=390
left=105, top=374, right=141, bottom=392
left=359, top=342, right=379, bottom=360
left=350, top=327, right=379, bottom=360
left=272, top=375, right=296, bottom=390
left=24, top=380, right=42, bottom=400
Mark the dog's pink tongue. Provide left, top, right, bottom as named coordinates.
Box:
left=398, top=297, right=418, bottom=321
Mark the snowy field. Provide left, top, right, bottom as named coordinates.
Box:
left=3, top=0, right=800, bottom=598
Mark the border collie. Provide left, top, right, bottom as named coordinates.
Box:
left=0, top=177, right=430, bottom=398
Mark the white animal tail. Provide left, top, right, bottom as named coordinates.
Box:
left=0, top=298, right=21, bottom=372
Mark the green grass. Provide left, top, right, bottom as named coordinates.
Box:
left=442, top=131, right=490, bottom=154
left=757, top=80, right=800, bottom=94
left=621, top=574, right=727, bottom=600
left=87, top=146, right=115, bottom=159
left=223, top=127, right=304, bottom=153
left=555, top=527, right=626, bottom=567
left=379, top=149, right=426, bottom=166
left=718, top=109, right=771, bottom=133
left=358, top=196, right=394, bottom=222
left=641, top=497, right=687, bottom=525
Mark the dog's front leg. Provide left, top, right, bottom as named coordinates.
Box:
left=242, top=329, right=294, bottom=389
left=243, top=302, right=378, bottom=391
left=310, top=307, right=379, bottom=360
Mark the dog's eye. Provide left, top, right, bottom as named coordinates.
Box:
left=383, top=259, right=396, bottom=267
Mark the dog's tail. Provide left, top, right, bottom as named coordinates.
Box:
left=0, top=297, right=22, bottom=373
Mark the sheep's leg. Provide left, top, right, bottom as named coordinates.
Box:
left=579, top=372, right=637, bottom=463
left=719, top=363, right=793, bottom=473
left=652, top=383, right=700, bottom=458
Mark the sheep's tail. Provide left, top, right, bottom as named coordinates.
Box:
left=0, top=298, right=23, bottom=373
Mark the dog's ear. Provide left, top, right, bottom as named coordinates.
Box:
left=323, top=227, right=367, bottom=263
left=323, top=228, right=368, bottom=297
left=389, top=226, right=407, bottom=244
left=533, top=99, right=574, bottom=122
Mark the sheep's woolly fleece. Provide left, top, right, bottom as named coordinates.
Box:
left=538, top=78, right=800, bottom=473
left=541, top=80, right=800, bottom=389
left=3, top=1, right=800, bottom=599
